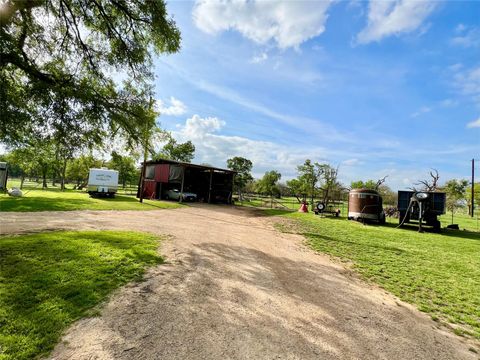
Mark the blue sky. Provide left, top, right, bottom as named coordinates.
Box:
left=152, top=0, right=479, bottom=190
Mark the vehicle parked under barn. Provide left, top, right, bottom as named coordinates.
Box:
left=138, top=159, right=235, bottom=204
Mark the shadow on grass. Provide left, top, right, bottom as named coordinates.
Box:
left=261, top=209, right=294, bottom=216
left=0, top=193, right=181, bottom=212
left=302, top=232, right=407, bottom=254
left=0, top=231, right=162, bottom=360
left=0, top=196, right=94, bottom=212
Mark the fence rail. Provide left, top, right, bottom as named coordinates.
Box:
left=236, top=194, right=348, bottom=213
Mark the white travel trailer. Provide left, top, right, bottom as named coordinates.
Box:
left=87, top=168, right=119, bottom=197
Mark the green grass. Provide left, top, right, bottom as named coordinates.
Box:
left=0, top=230, right=163, bottom=360
left=0, top=188, right=182, bottom=212
left=271, top=211, right=480, bottom=340
left=439, top=211, right=480, bottom=233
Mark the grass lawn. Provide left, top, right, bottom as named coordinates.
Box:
left=270, top=211, right=480, bottom=340
left=0, top=230, right=163, bottom=360
left=0, top=188, right=182, bottom=212
left=439, top=212, right=480, bottom=233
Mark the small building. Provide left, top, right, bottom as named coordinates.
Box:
left=138, top=159, right=235, bottom=204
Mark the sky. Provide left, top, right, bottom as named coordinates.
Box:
left=153, top=0, right=480, bottom=190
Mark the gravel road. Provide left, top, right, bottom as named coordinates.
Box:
left=1, top=205, right=477, bottom=359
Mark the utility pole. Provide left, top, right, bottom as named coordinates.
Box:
left=139, top=97, right=155, bottom=203
left=472, top=158, right=475, bottom=217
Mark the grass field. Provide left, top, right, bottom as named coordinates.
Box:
left=0, top=180, right=182, bottom=212
left=270, top=211, right=480, bottom=340
left=239, top=194, right=479, bottom=232
left=0, top=230, right=163, bottom=360
left=439, top=212, right=480, bottom=233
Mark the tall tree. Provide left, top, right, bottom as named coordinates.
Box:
left=1, top=0, right=181, bottom=146
left=377, top=184, right=396, bottom=206
left=66, top=154, right=103, bottom=189
left=298, top=159, right=321, bottom=208
left=226, top=156, right=253, bottom=199
left=318, top=164, right=340, bottom=207
left=156, top=135, right=195, bottom=163
left=350, top=180, right=377, bottom=190
left=466, top=182, right=480, bottom=215
left=109, top=151, right=138, bottom=189
left=1, top=148, right=38, bottom=188
left=256, top=170, right=281, bottom=197
left=443, top=179, right=468, bottom=224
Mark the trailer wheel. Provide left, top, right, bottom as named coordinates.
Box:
left=433, top=220, right=441, bottom=233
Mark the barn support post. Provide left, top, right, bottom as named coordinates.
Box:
left=139, top=162, right=146, bottom=203
left=208, top=170, right=213, bottom=203
left=179, top=166, right=185, bottom=203
left=231, top=173, right=235, bottom=204
left=471, top=159, right=475, bottom=217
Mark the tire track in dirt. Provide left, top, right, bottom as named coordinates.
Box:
left=1, top=205, right=477, bottom=359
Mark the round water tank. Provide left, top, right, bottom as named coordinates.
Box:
left=348, top=188, right=384, bottom=222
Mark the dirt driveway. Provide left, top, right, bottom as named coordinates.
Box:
left=1, top=205, right=477, bottom=359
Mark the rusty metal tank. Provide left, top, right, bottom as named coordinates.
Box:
left=348, top=188, right=385, bottom=223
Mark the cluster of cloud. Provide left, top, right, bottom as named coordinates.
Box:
left=356, top=0, right=437, bottom=44
left=453, top=65, right=480, bottom=107
left=193, top=0, right=438, bottom=49
left=250, top=52, right=268, bottom=64
left=172, top=114, right=329, bottom=178
left=410, top=106, right=431, bottom=118
left=156, top=97, right=187, bottom=116
left=467, top=117, right=480, bottom=128
left=451, top=24, right=480, bottom=48
left=193, top=0, right=332, bottom=49
left=170, top=114, right=472, bottom=190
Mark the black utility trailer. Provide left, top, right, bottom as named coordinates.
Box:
left=397, top=191, right=446, bottom=232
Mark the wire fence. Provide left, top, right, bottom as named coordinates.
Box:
left=237, top=194, right=348, bottom=214
left=4, top=178, right=139, bottom=196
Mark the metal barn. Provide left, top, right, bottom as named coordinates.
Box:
left=138, top=159, right=235, bottom=204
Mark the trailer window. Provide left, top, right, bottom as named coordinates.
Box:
left=145, top=165, right=155, bottom=179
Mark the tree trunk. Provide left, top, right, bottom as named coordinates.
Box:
left=42, top=171, right=47, bottom=189
left=60, top=158, right=67, bottom=191
left=20, top=174, right=25, bottom=189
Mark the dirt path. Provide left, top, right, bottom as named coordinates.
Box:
left=1, top=205, right=477, bottom=359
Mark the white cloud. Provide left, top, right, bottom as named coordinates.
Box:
left=192, top=0, right=333, bottom=49
left=455, top=23, right=466, bottom=33
left=169, top=116, right=473, bottom=190
left=356, top=0, right=437, bottom=44
left=466, top=117, right=480, bottom=128
left=250, top=52, right=268, bottom=64
left=410, top=106, right=431, bottom=118
left=439, top=98, right=458, bottom=108
left=453, top=66, right=480, bottom=106
left=156, top=97, right=187, bottom=116
left=173, top=115, right=329, bottom=178
left=193, top=80, right=361, bottom=144
left=451, top=26, right=480, bottom=48
left=342, top=158, right=362, bottom=166
left=180, top=114, right=225, bottom=138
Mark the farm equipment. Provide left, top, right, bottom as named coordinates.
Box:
left=347, top=188, right=385, bottom=223
left=397, top=190, right=446, bottom=232
left=314, top=202, right=341, bottom=217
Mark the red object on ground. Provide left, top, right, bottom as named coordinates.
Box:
left=298, top=203, right=308, bottom=213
